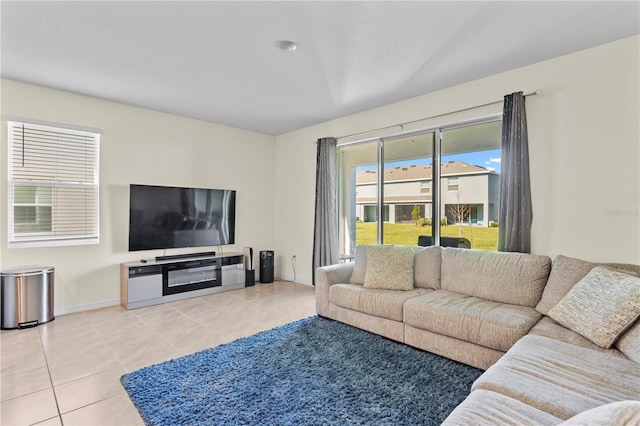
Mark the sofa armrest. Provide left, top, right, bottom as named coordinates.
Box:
left=315, top=263, right=354, bottom=317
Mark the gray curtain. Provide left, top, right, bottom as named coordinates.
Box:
left=313, top=137, right=340, bottom=285
left=498, top=91, right=532, bottom=253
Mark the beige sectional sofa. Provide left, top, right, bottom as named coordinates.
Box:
left=315, top=245, right=640, bottom=425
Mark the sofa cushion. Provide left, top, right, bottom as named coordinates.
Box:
left=442, top=389, right=563, bottom=426
left=315, top=262, right=356, bottom=317
left=536, top=255, right=640, bottom=315
left=404, top=290, right=541, bottom=352
left=329, top=283, right=430, bottom=322
left=617, top=319, right=640, bottom=364
left=349, top=244, right=395, bottom=285
left=548, top=266, right=640, bottom=348
left=404, top=325, right=504, bottom=370
left=559, top=400, right=640, bottom=426
left=440, top=248, right=551, bottom=307
left=413, top=245, right=441, bottom=290
left=363, top=245, right=415, bottom=291
left=472, top=334, right=640, bottom=420
left=528, top=316, right=625, bottom=356
left=349, top=245, right=371, bottom=284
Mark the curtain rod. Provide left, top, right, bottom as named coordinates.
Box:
left=336, top=89, right=541, bottom=141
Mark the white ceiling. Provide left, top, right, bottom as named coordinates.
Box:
left=2, top=1, right=639, bottom=135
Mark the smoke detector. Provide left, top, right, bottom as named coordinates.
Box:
left=275, top=40, right=298, bottom=53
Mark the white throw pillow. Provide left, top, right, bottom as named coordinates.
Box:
left=363, top=245, right=415, bottom=291
left=559, top=401, right=640, bottom=425
left=548, top=266, right=640, bottom=348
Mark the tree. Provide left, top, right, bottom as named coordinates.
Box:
left=411, top=205, right=422, bottom=227
left=447, top=191, right=471, bottom=237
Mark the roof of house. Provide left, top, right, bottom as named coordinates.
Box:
left=356, top=161, right=494, bottom=184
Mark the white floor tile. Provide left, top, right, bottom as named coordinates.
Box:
left=0, top=280, right=316, bottom=425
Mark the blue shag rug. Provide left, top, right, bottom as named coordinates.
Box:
left=121, top=316, right=482, bottom=425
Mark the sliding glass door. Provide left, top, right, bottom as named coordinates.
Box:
left=382, top=132, right=434, bottom=246
left=440, top=120, right=502, bottom=250
left=337, top=141, right=378, bottom=259
left=337, top=115, right=502, bottom=257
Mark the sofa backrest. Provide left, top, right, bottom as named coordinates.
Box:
left=440, top=248, right=552, bottom=307
left=533, top=255, right=640, bottom=364
left=535, top=255, right=640, bottom=315
left=413, top=245, right=441, bottom=290
left=617, top=320, right=640, bottom=364
left=349, top=244, right=441, bottom=290
left=349, top=244, right=388, bottom=284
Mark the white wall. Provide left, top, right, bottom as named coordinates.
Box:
left=1, top=35, right=637, bottom=308
left=1, top=79, right=276, bottom=314
left=274, top=36, right=640, bottom=284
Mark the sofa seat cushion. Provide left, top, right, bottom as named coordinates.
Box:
left=442, top=389, right=563, bottom=426
left=473, top=334, right=640, bottom=420
left=329, top=284, right=431, bottom=322
left=528, top=316, right=626, bottom=357
left=404, top=290, right=542, bottom=352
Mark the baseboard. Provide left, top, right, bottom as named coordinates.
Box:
left=275, top=274, right=313, bottom=286
left=53, top=277, right=313, bottom=316
left=55, top=298, right=121, bottom=316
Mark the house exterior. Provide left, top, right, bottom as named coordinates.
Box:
left=355, top=161, right=499, bottom=226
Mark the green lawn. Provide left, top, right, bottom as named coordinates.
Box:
left=355, top=222, right=498, bottom=251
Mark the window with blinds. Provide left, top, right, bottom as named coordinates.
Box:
left=7, top=120, right=100, bottom=247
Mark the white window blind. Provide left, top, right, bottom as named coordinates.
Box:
left=7, top=120, right=100, bottom=247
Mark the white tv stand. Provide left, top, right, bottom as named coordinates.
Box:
left=120, top=252, right=246, bottom=309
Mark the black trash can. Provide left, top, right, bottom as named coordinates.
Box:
left=259, top=250, right=274, bottom=283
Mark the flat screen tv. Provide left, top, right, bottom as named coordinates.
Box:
left=128, top=184, right=236, bottom=251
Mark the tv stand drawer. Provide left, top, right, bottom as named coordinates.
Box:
left=128, top=273, right=162, bottom=303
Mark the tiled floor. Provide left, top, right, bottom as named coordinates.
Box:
left=1, top=281, right=316, bottom=425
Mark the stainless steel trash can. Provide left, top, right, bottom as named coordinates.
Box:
left=1, top=266, right=55, bottom=329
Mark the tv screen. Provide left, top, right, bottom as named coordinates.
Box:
left=128, top=184, right=236, bottom=251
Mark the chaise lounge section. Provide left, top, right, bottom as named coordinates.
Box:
left=315, top=245, right=640, bottom=424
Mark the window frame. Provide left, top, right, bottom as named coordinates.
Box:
left=12, top=185, right=53, bottom=235
left=420, top=181, right=431, bottom=194
left=7, top=119, right=101, bottom=248
left=447, top=177, right=460, bottom=191
left=338, top=114, right=501, bottom=254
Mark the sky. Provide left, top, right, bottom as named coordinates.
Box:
left=442, top=149, right=501, bottom=173
left=357, top=148, right=502, bottom=174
